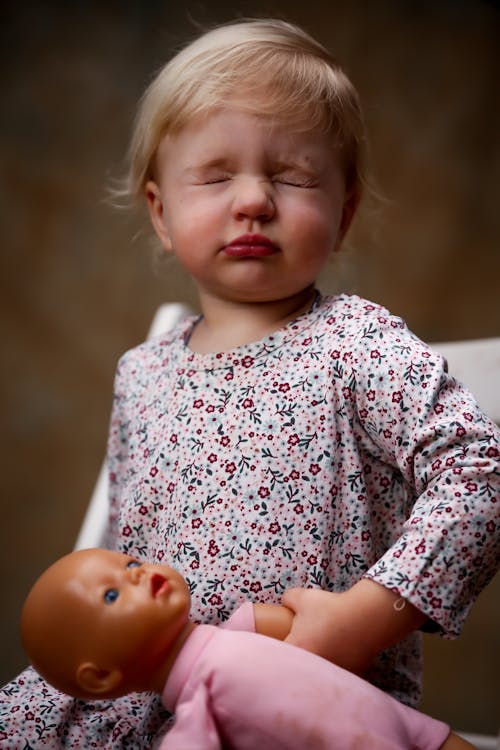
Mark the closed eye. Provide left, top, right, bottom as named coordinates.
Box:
left=273, top=175, right=317, bottom=188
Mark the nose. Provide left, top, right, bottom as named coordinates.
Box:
left=232, top=177, right=275, bottom=223
left=128, top=565, right=144, bottom=584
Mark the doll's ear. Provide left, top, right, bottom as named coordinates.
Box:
left=145, top=180, right=173, bottom=252
left=76, top=662, right=123, bottom=698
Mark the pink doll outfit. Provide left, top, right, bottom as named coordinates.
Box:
left=159, top=603, right=450, bottom=750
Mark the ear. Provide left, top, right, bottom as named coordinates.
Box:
left=76, top=662, right=124, bottom=698
left=334, top=188, right=360, bottom=252
left=145, top=180, right=173, bottom=252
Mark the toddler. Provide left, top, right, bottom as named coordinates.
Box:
left=1, top=18, right=498, bottom=748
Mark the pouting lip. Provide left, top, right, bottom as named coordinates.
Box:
left=223, top=233, right=279, bottom=257
left=150, top=573, right=170, bottom=598
left=226, top=233, right=278, bottom=249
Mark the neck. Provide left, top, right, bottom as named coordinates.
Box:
left=148, top=621, right=197, bottom=694
left=189, top=286, right=318, bottom=353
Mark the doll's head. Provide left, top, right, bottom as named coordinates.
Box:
left=21, top=548, right=192, bottom=699
left=126, top=18, right=365, bottom=204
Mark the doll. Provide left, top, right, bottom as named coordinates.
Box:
left=21, top=548, right=475, bottom=750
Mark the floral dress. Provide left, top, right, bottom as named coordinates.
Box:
left=2, top=293, right=498, bottom=748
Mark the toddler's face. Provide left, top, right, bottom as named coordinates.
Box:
left=146, top=108, right=355, bottom=306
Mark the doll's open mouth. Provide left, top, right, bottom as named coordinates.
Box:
left=151, top=573, right=170, bottom=598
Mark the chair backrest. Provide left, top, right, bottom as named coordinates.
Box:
left=430, top=337, right=500, bottom=425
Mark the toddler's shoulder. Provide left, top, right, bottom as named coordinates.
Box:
left=316, top=293, right=408, bottom=340
left=114, top=315, right=197, bottom=383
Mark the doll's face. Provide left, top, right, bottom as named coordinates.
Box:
left=21, top=548, right=192, bottom=697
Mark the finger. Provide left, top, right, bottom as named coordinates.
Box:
left=281, top=588, right=303, bottom=610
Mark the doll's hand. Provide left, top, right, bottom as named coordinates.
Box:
left=282, top=579, right=427, bottom=675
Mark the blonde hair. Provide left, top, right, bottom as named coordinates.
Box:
left=126, top=19, right=365, bottom=203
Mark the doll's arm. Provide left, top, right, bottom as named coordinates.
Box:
left=253, top=603, right=294, bottom=641
left=282, top=578, right=426, bottom=674
left=160, top=682, right=221, bottom=750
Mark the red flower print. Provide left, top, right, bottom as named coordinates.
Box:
left=307, top=555, right=317, bottom=565
left=434, top=404, right=444, bottom=414
left=208, top=453, right=217, bottom=463
left=288, top=433, right=300, bottom=446
left=294, top=504, right=304, bottom=514
left=225, top=462, right=236, bottom=474
left=208, top=540, right=220, bottom=557
left=392, top=391, right=402, bottom=403
left=193, top=399, right=204, bottom=408
left=279, top=382, right=290, bottom=393
left=370, top=349, right=380, bottom=359
left=269, top=522, right=281, bottom=533
left=221, top=436, right=230, bottom=446
left=258, top=486, right=270, bottom=498
left=122, top=525, right=132, bottom=537
left=430, top=597, right=442, bottom=608
left=310, top=463, right=321, bottom=475
left=487, top=447, right=499, bottom=458
left=190, top=560, right=199, bottom=569
left=139, top=506, right=148, bottom=516
left=192, top=518, right=202, bottom=529
left=150, top=466, right=158, bottom=477
left=415, top=541, right=426, bottom=554
left=250, top=582, right=262, bottom=593
left=330, top=349, right=340, bottom=359
left=225, top=371, right=234, bottom=381
left=367, top=390, right=375, bottom=401
left=170, top=433, right=178, bottom=444
left=209, top=594, right=222, bottom=606
left=290, top=469, right=300, bottom=480
left=465, top=482, right=478, bottom=492
left=242, top=398, right=254, bottom=408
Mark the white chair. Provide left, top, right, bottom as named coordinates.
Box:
left=432, top=337, right=500, bottom=425
left=74, top=312, right=499, bottom=748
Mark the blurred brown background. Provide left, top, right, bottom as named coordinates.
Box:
left=1, top=0, right=498, bottom=736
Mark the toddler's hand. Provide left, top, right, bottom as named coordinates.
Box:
left=282, top=586, right=375, bottom=674
left=282, top=579, right=427, bottom=676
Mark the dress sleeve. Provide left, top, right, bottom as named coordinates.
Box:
left=351, top=314, right=500, bottom=636
left=160, top=683, right=221, bottom=750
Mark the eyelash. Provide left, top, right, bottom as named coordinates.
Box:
left=103, top=560, right=142, bottom=604
left=202, top=176, right=314, bottom=187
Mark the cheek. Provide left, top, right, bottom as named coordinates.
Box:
left=288, top=200, right=341, bottom=246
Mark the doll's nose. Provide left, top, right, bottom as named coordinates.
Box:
left=128, top=566, right=144, bottom=584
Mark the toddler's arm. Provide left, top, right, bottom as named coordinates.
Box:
left=282, top=578, right=427, bottom=675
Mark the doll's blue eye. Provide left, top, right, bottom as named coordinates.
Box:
left=126, top=560, right=141, bottom=568
left=104, top=588, right=119, bottom=604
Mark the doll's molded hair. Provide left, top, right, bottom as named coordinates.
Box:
left=126, top=18, right=365, bottom=203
